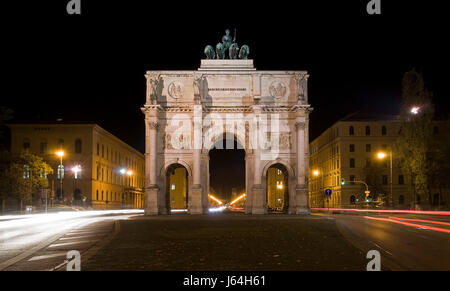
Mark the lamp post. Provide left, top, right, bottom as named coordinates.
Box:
left=313, top=169, right=325, bottom=208
left=119, top=168, right=133, bottom=208
left=377, top=150, right=393, bottom=207
left=72, top=165, right=81, bottom=206
left=56, top=150, right=64, bottom=203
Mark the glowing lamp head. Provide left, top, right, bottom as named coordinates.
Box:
left=119, top=168, right=126, bottom=175
left=276, top=182, right=283, bottom=189
left=313, top=170, right=319, bottom=176
left=377, top=152, right=387, bottom=159
left=56, top=150, right=64, bottom=158
left=126, top=170, right=133, bottom=176
left=410, top=106, right=420, bottom=115
left=71, top=165, right=81, bottom=173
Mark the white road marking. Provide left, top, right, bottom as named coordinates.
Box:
left=48, top=240, right=91, bottom=248
left=28, top=252, right=67, bottom=261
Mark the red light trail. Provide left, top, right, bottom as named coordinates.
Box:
left=364, top=216, right=450, bottom=234
left=311, top=208, right=450, bottom=216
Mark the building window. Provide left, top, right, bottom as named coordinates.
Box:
left=382, top=126, right=387, bottom=136
left=57, top=165, right=64, bottom=179
left=101, top=168, right=104, bottom=181
left=23, top=139, right=31, bottom=150
left=398, top=175, right=404, bottom=185
left=96, top=190, right=99, bottom=200
left=58, top=138, right=64, bottom=148
left=366, top=144, right=371, bottom=152
left=96, top=165, right=100, bottom=180
left=40, top=141, right=47, bottom=154
left=366, top=158, right=371, bottom=168
left=399, top=195, right=404, bottom=205
left=349, top=144, right=355, bottom=152
left=349, top=126, right=354, bottom=136
left=101, top=190, right=104, bottom=201
left=365, top=126, right=371, bottom=136
left=23, top=165, right=30, bottom=179
left=75, top=139, right=82, bottom=154
left=350, top=175, right=355, bottom=184
left=350, top=195, right=356, bottom=204
left=102, top=145, right=104, bottom=158
left=97, top=143, right=100, bottom=155
left=350, top=158, right=355, bottom=168
left=382, top=175, right=388, bottom=185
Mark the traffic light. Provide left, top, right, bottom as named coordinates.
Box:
left=341, top=179, right=346, bottom=185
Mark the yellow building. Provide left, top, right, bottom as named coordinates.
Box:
left=309, top=112, right=450, bottom=209
left=8, top=122, right=145, bottom=209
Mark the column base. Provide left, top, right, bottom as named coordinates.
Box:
left=144, top=185, right=161, bottom=215
left=251, top=184, right=266, bottom=214
left=189, top=185, right=204, bottom=214
left=295, top=185, right=310, bottom=215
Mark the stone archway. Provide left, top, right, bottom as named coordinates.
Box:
left=208, top=132, right=246, bottom=210
left=262, top=160, right=296, bottom=214
left=165, top=163, right=189, bottom=213
left=142, top=58, right=312, bottom=215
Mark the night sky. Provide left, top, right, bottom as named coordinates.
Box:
left=3, top=1, right=449, bottom=197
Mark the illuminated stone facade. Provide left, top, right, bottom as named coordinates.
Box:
left=142, top=59, right=312, bottom=215
left=309, top=113, right=450, bottom=209
left=8, top=123, right=145, bottom=209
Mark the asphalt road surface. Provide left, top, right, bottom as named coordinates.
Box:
left=0, top=210, right=143, bottom=271
left=334, top=213, right=450, bottom=270
left=0, top=210, right=449, bottom=271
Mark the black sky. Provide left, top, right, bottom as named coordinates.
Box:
left=3, top=0, right=449, bottom=154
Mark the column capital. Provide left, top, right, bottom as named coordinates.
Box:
left=295, top=121, right=305, bottom=130
left=148, top=121, right=159, bottom=130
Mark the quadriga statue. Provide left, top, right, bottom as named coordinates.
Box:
left=204, top=45, right=215, bottom=59
left=229, top=43, right=239, bottom=59
left=216, top=43, right=225, bottom=59
left=239, top=45, right=249, bottom=59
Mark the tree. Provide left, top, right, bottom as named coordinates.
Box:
left=0, top=150, right=53, bottom=212
left=395, top=69, right=434, bottom=208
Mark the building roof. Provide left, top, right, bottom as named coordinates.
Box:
left=339, top=111, right=400, bottom=122
left=7, top=120, right=144, bottom=156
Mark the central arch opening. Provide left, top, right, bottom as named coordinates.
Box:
left=209, top=133, right=246, bottom=211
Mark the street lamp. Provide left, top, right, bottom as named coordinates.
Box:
left=72, top=165, right=81, bottom=206
left=119, top=168, right=133, bottom=208
left=313, top=169, right=325, bottom=207
left=410, top=106, right=420, bottom=115
left=377, top=150, right=393, bottom=207
left=56, top=150, right=64, bottom=203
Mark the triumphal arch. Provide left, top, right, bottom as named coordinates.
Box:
left=142, top=32, right=312, bottom=215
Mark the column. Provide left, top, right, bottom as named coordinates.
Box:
left=251, top=105, right=265, bottom=214
left=190, top=105, right=203, bottom=214
left=144, top=118, right=160, bottom=215
left=295, top=121, right=310, bottom=214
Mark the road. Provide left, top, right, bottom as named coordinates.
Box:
left=333, top=213, right=450, bottom=270
left=0, top=209, right=449, bottom=271
left=0, top=210, right=143, bottom=271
